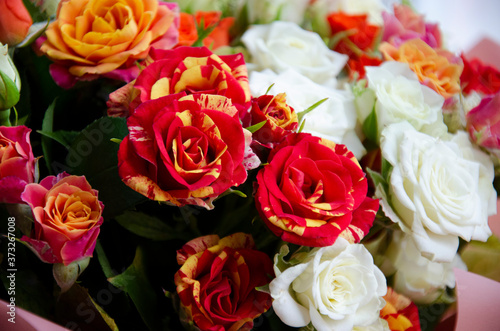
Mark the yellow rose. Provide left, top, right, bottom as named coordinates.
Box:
left=379, top=39, right=463, bottom=99
left=40, top=0, right=179, bottom=87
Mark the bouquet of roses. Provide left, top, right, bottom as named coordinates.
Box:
left=1, top=0, right=500, bottom=330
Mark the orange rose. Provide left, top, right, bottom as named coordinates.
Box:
left=379, top=39, right=463, bottom=98
left=40, top=0, right=179, bottom=88
left=176, top=11, right=234, bottom=50
left=0, top=0, right=32, bottom=46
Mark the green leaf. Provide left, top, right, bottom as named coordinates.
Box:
left=297, top=98, right=328, bottom=125
left=39, top=100, right=57, bottom=173
left=265, top=83, right=275, bottom=95
left=366, top=167, right=386, bottom=189
left=381, top=158, right=393, bottom=182
left=17, top=20, right=50, bottom=48
left=192, top=17, right=217, bottom=47
left=67, top=117, right=146, bottom=218
left=274, top=244, right=291, bottom=272
left=95, top=240, right=116, bottom=279
left=116, top=211, right=191, bottom=241
left=245, top=120, right=267, bottom=133
left=37, top=130, right=80, bottom=149
left=108, top=246, right=162, bottom=331
left=362, top=106, right=378, bottom=143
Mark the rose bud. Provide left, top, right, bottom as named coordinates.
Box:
left=0, top=0, right=32, bottom=46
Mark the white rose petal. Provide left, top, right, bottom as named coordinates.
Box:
left=365, top=62, right=446, bottom=139
left=269, top=262, right=311, bottom=327
left=241, top=21, right=348, bottom=88
left=383, top=231, right=467, bottom=304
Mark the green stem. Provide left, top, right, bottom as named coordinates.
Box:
left=0, top=109, right=11, bottom=126
left=95, top=240, right=116, bottom=278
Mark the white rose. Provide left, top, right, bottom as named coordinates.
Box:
left=241, top=21, right=348, bottom=88
left=377, top=121, right=497, bottom=262
left=233, top=0, right=310, bottom=25
left=383, top=231, right=467, bottom=304
left=249, top=68, right=365, bottom=158
left=270, top=238, right=387, bottom=331
left=364, top=61, right=447, bottom=139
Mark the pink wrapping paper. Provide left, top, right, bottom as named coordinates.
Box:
left=0, top=299, right=70, bottom=330
left=454, top=268, right=500, bottom=331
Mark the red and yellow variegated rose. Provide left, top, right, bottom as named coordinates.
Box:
left=379, top=39, right=463, bottom=99
left=20, top=173, right=103, bottom=266
left=248, top=93, right=298, bottom=146
left=40, top=0, right=180, bottom=88
left=117, top=92, right=247, bottom=209
left=175, top=233, right=273, bottom=331
left=381, top=288, right=421, bottom=331
left=0, top=125, right=37, bottom=204
left=108, top=46, right=251, bottom=118
left=255, top=132, right=378, bottom=247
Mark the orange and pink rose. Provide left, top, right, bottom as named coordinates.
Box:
left=379, top=39, right=463, bottom=99
left=39, top=0, right=180, bottom=88
left=174, top=233, right=273, bottom=331
left=117, top=93, right=247, bottom=209
left=21, top=173, right=104, bottom=266
left=254, top=132, right=378, bottom=247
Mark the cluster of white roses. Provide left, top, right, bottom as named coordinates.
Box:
left=231, top=0, right=498, bottom=329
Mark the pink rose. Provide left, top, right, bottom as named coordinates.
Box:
left=21, top=173, right=104, bottom=265
left=382, top=4, right=442, bottom=48
left=0, top=125, right=37, bottom=204
left=466, top=91, right=500, bottom=152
